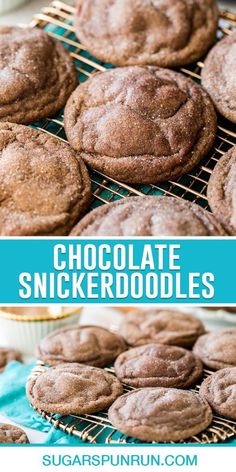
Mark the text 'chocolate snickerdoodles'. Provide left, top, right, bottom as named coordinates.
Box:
left=193, top=329, right=236, bottom=370
left=70, top=196, right=226, bottom=236
left=75, top=0, right=218, bottom=67
left=202, top=32, right=236, bottom=123
left=37, top=325, right=127, bottom=367
left=119, top=309, right=205, bottom=348
left=0, top=26, right=77, bottom=124
left=200, top=367, right=236, bottom=420
left=114, top=343, right=203, bottom=388
left=0, top=348, right=22, bottom=372
left=207, top=146, right=236, bottom=236
left=0, top=424, right=29, bottom=444
left=108, top=388, right=213, bottom=442
left=27, top=363, right=123, bottom=415
left=0, top=123, right=91, bottom=236
left=64, top=66, right=217, bottom=184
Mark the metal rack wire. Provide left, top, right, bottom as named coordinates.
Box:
left=29, top=362, right=236, bottom=444
left=30, top=1, right=236, bottom=211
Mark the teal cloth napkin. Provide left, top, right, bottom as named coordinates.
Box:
left=0, top=361, right=82, bottom=444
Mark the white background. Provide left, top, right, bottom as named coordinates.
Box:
left=0, top=445, right=235, bottom=472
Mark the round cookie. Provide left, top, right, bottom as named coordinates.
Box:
left=201, top=32, right=236, bottom=123
left=108, top=387, right=213, bottom=442
left=64, top=66, right=217, bottom=184
left=114, top=343, right=203, bottom=388
left=200, top=367, right=236, bottom=419
left=27, top=363, right=123, bottom=415
left=119, top=310, right=205, bottom=348
left=0, top=348, right=22, bottom=372
left=70, top=196, right=226, bottom=236
left=37, top=325, right=127, bottom=367
left=0, top=424, right=29, bottom=444
left=0, top=26, right=77, bottom=124
left=193, top=329, right=236, bottom=370
left=0, top=123, right=91, bottom=236
left=207, top=146, right=236, bottom=235
left=75, top=0, right=218, bottom=68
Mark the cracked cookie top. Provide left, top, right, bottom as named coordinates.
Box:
left=70, top=196, right=226, bottom=236
left=64, top=66, right=217, bottom=184
left=27, top=363, right=123, bottom=415
left=0, top=26, right=77, bottom=124
left=75, top=0, right=218, bottom=67
left=108, top=387, right=213, bottom=442
left=193, top=329, right=236, bottom=370
left=202, top=32, right=236, bottom=123
left=114, top=343, right=203, bottom=388
left=200, top=367, right=236, bottom=420
left=207, top=146, right=236, bottom=236
left=37, top=325, right=127, bottom=367
left=119, top=309, right=205, bottom=348
left=0, top=123, right=91, bottom=236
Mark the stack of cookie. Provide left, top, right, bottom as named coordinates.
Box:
left=0, top=0, right=235, bottom=236
left=26, top=310, right=236, bottom=443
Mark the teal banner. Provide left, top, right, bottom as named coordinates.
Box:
left=0, top=238, right=235, bottom=304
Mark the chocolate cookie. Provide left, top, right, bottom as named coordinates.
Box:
left=200, top=367, right=236, bottom=419
left=108, top=388, right=212, bottom=442
left=119, top=310, right=205, bottom=348
left=114, top=344, right=203, bottom=388
left=0, top=348, right=22, bottom=372
left=75, top=0, right=218, bottom=67
left=64, top=66, right=217, bottom=184
left=207, top=146, right=236, bottom=235
left=0, top=26, right=77, bottom=124
left=37, top=325, right=127, bottom=367
left=0, top=424, right=29, bottom=444
left=0, top=123, right=91, bottom=236
left=193, top=329, right=236, bottom=370
left=202, top=32, right=236, bottom=123
left=70, top=196, right=226, bottom=236
left=27, top=363, right=123, bottom=415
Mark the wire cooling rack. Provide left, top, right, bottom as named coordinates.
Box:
left=29, top=362, right=236, bottom=444
left=29, top=1, right=236, bottom=211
